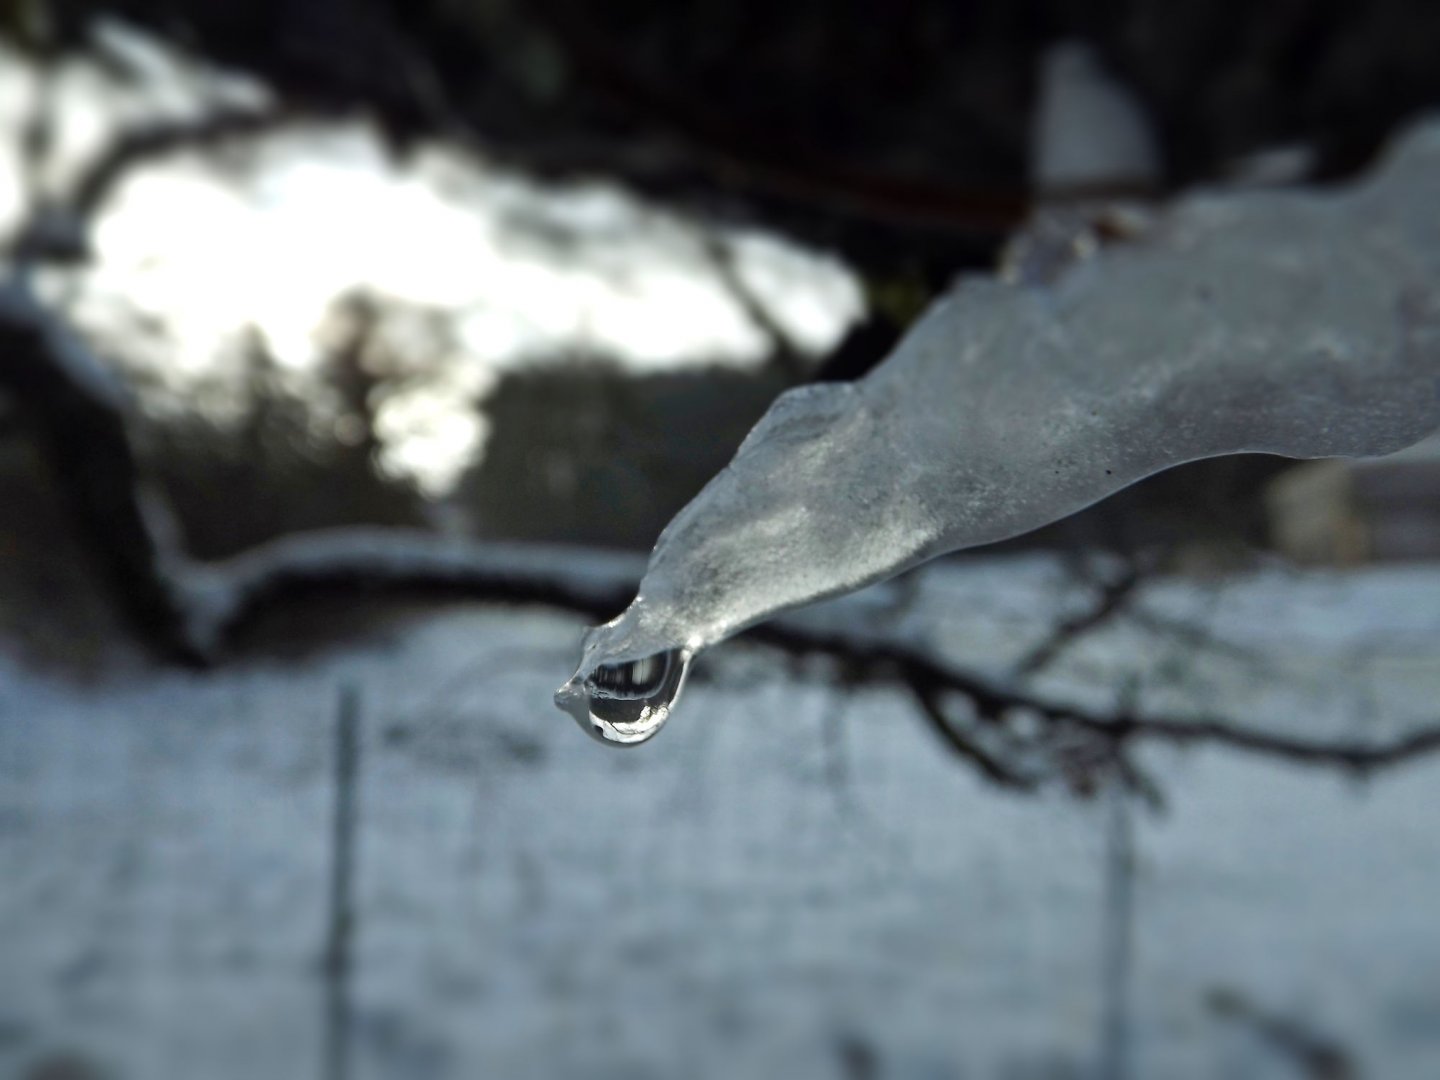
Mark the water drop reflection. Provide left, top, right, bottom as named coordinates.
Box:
left=556, top=648, right=692, bottom=746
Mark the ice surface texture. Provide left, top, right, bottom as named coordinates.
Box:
left=558, top=118, right=1440, bottom=715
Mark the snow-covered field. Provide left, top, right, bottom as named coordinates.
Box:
left=3, top=555, right=1440, bottom=1079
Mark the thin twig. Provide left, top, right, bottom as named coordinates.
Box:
left=1016, top=562, right=1143, bottom=676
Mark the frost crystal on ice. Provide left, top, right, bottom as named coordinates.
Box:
left=557, top=118, right=1440, bottom=741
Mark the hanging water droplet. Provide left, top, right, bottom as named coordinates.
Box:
left=554, top=648, right=692, bottom=746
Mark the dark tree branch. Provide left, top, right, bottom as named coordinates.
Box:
left=11, top=104, right=294, bottom=266
left=0, top=283, right=196, bottom=659
left=745, top=620, right=1440, bottom=793
left=1206, top=987, right=1356, bottom=1080
left=908, top=683, right=1041, bottom=792
left=701, top=233, right=808, bottom=379
left=69, top=109, right=290, bottom=227
left=1015, top=560, right=1144, bottom=676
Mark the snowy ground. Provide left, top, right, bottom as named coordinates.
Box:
left=3, top=555, right=1440, bottom=1080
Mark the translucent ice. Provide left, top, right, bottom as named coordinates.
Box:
left=557, top=118, right=1440, bottom=743
left=556, top=648, right=693, bottom=745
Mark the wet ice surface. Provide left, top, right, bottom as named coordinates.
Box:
left=562, top=118, right=1440, bottom=717
left=557, top=647, right=693, bottom=746
left=6, top=556, right=1440, bottom=1079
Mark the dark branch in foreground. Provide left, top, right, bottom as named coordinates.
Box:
left=5, top=280, right=1440, bottom=798
left=746, top=620, right=1440, bottom=802
left=1206, top=987, right=1356, bottom=1080
left=1015, top=561, right=1143, bottom=676
left=0, top=284, right=196, bottom=657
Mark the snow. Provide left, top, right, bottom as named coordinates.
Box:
left=4, top=555, right=1440, bottom=1077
